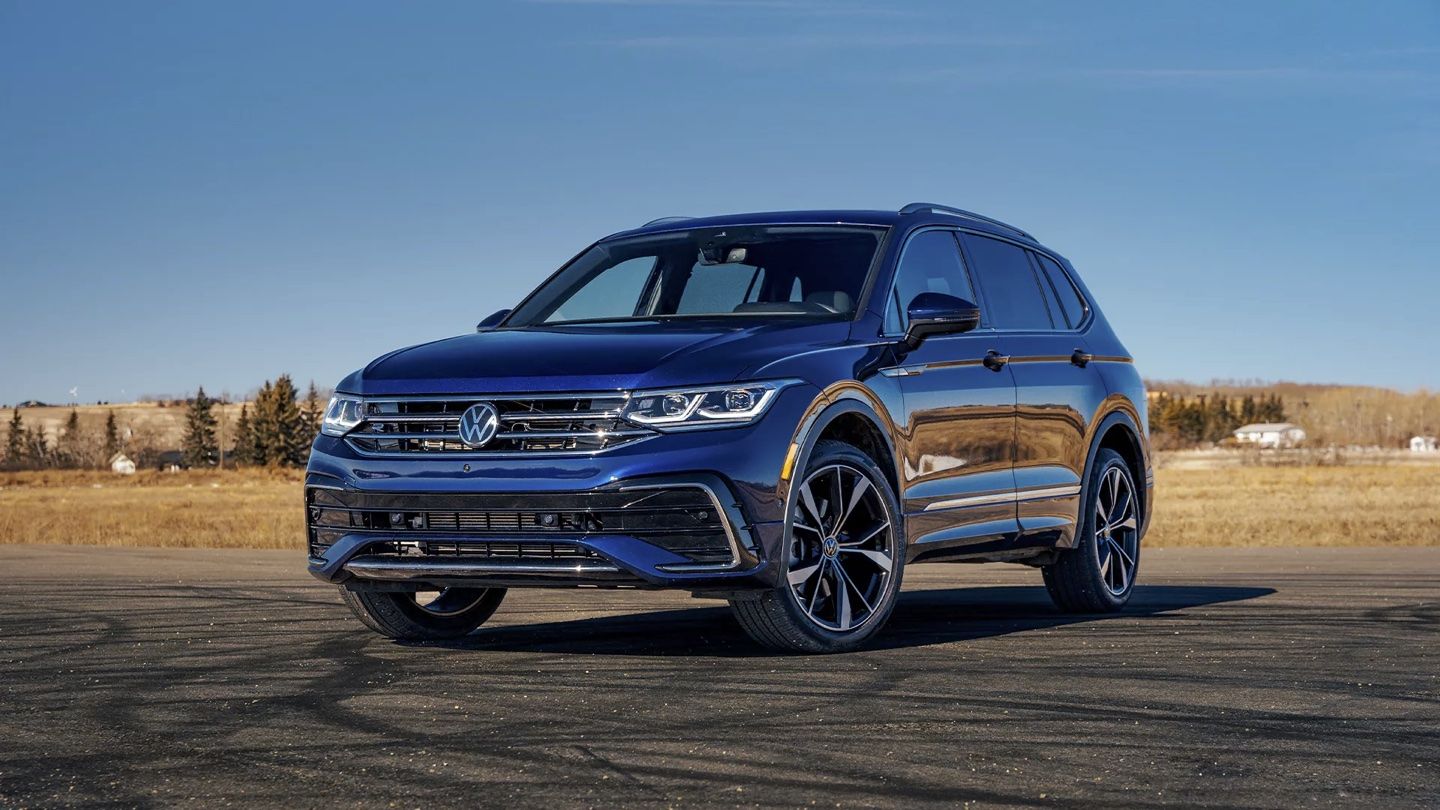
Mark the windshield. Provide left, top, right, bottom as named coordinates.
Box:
left=505, top=225, right=883, bottom=327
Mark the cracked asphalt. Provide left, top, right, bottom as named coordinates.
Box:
left=0, top=545, right=1436, bottom=808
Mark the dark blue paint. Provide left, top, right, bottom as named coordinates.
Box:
left=308, top=207, right=1150, bottom=592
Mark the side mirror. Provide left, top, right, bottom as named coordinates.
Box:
left=903, top=293, right=980, bottom=349
left=476, top=309, right=511, bottom=332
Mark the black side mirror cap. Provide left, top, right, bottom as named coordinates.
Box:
left=903, top=293, right=981, bottom=349
left=476, top=309, right=511, bottom=332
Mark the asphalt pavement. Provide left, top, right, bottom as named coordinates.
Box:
left=0, top=545, right=1435, bottom=808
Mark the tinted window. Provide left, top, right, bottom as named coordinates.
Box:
left=1030, top=253, right=1066, bottom=328
left=1034, top=253, right=1087, bottom=328
left=509, top=226, right=880, bottom=326
left=961, top=234, right=1054, bottom=330
left=885, top=230, right=974, bottom=333
left=545, top=256, right=654, bottom=323
left=676, top=262, right=762, bottom=314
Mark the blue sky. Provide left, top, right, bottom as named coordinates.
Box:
left=1, top=0, right=1437, bottom=404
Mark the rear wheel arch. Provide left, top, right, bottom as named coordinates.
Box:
left=1083, top=411, right=1148, bottom=534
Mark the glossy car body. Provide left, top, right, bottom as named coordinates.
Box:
left=306, top=204, right=1152, bottom=634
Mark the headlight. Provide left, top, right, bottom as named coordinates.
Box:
left=622, top=381, right=794, bottom=429
left=321, top=395, right=365, bottom=437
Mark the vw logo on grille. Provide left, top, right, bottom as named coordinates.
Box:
left=457, top=402, right=500, bottom=449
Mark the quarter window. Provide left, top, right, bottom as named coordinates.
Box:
left=1034, top=253, right=1087, bottom=328
left=961, top=234, right=1054, bottom=330
left=885, top=230, right=974, bottom=334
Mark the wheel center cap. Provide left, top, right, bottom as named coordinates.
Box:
left=822, top=537, right=839, bottom=558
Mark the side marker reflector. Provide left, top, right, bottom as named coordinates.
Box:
left=780, top=442, right=800, bottom=481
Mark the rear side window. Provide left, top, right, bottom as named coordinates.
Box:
left=1034, top=252, right=1088, bottom=328
left=885, top=230, right=974, bottom=333
left=961, top=234, right=1054, bottom=330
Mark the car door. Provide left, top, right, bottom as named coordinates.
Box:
left=959, top=233, right=1104, bottom=547
left=880, top=228, right=1019, bottom=555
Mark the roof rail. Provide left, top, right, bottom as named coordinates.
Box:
left=898, top=202, right=1035, bottom=242
left=641, top=216, right=693, bottom=227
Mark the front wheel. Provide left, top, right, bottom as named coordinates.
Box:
left=340, top=586, right=506, bottom=640
left=730, top=440, right=904, bottom=653
left=1043, top=448, right=1141, bottom=613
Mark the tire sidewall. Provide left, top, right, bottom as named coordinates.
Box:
left=1080, top=449, right=1139, bottom=608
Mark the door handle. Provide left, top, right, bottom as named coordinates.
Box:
left=1070, top=349, right=1093, bottom=368
left=983, top=350, right=1010, bottom=371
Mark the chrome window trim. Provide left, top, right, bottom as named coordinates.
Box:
left=879, top=225, right=1093, bottom=338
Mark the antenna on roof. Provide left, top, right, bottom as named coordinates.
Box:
left=899, top=202, right=1036, bottom=242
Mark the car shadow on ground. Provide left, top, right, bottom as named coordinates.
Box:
left=407, top=584, right=1276, bottom=658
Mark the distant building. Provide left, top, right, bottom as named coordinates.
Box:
left=1234, top=422, right=1307, bottom=449
left=109, top=453, right=136, bottom=475
left=1411, top=436, right=1439, bottom=453
left=155, top=450, right=186, bottom=472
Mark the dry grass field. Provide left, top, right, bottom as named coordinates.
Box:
left=1147, top=464, right=1440, bottom=547
left=0, top=468, right=303, bottom=549
left=2, top=458, right=1437, bottom=550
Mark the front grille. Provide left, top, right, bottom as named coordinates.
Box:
left=306, top=486, right=736, bottom=565
left=345, top=394, right=653, bottom=455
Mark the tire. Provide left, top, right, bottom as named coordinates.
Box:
left=340, top=586, right=506, bottom=640
left=1043, top=448, right=1141, bottom=613
left=730, top=439, right=905, bottom=653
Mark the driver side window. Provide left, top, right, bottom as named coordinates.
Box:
left=884, top=230, right=975, bottom=334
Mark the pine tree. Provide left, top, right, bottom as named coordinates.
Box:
left=1259, top=393, right=1285, bottom=422
left=6, top=407, right=26, bottom=467
left=182, top=387, right=219, bottom=468
left=1240, top=395, right=1257, bottom=425
left=25, top=423, right=50, bottom=468
left=250, top=381, right=278, bottom=464
left=104, top=410, right=120, bottom=458
left=271, top=375, right=308, bottom=465
left=57, top=409, right=82, bottom=468
left=232, top=404, right=254, bottom=465
left=249, top=376, right=307, bottom=466
left=299, top=381, right=323, bottom=450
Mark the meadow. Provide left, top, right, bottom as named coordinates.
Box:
left=2, top=458, right=1436, bottom=549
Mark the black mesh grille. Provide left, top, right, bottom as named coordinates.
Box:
left=305, top=486, right=734, bottom=565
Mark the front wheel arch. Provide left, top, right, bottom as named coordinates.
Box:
left=779, top=394, right=903, bottom=569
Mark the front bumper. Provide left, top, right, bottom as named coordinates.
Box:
left=304, top=384, right=815, bottom=592
left=306, top=474, right=785, bottom=591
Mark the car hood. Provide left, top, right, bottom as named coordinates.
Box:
left=340, top=320, right=851, bottom=395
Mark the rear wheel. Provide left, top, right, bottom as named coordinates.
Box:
left=340, top=586, right=506, bottom=640
left=1043, top=448, right=1141, bottom=613
left=730, top=440, right=904, bottom=653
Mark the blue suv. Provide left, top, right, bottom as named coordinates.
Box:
left=306, top=204, right=1152, bottom=652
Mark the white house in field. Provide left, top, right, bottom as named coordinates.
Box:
left=109, top=452, right=136, bottom=475
left=1233, top=422, right=1307, bottom=449
left=1411, top=435, right=1439, bottom=453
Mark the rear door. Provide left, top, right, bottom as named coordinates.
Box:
left=881, top=228, right=1018, bottom=554
left=959, top=233, right=1104, bottom=547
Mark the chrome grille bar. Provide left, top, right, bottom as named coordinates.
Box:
left=344, top=393, right=653, bottom=456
